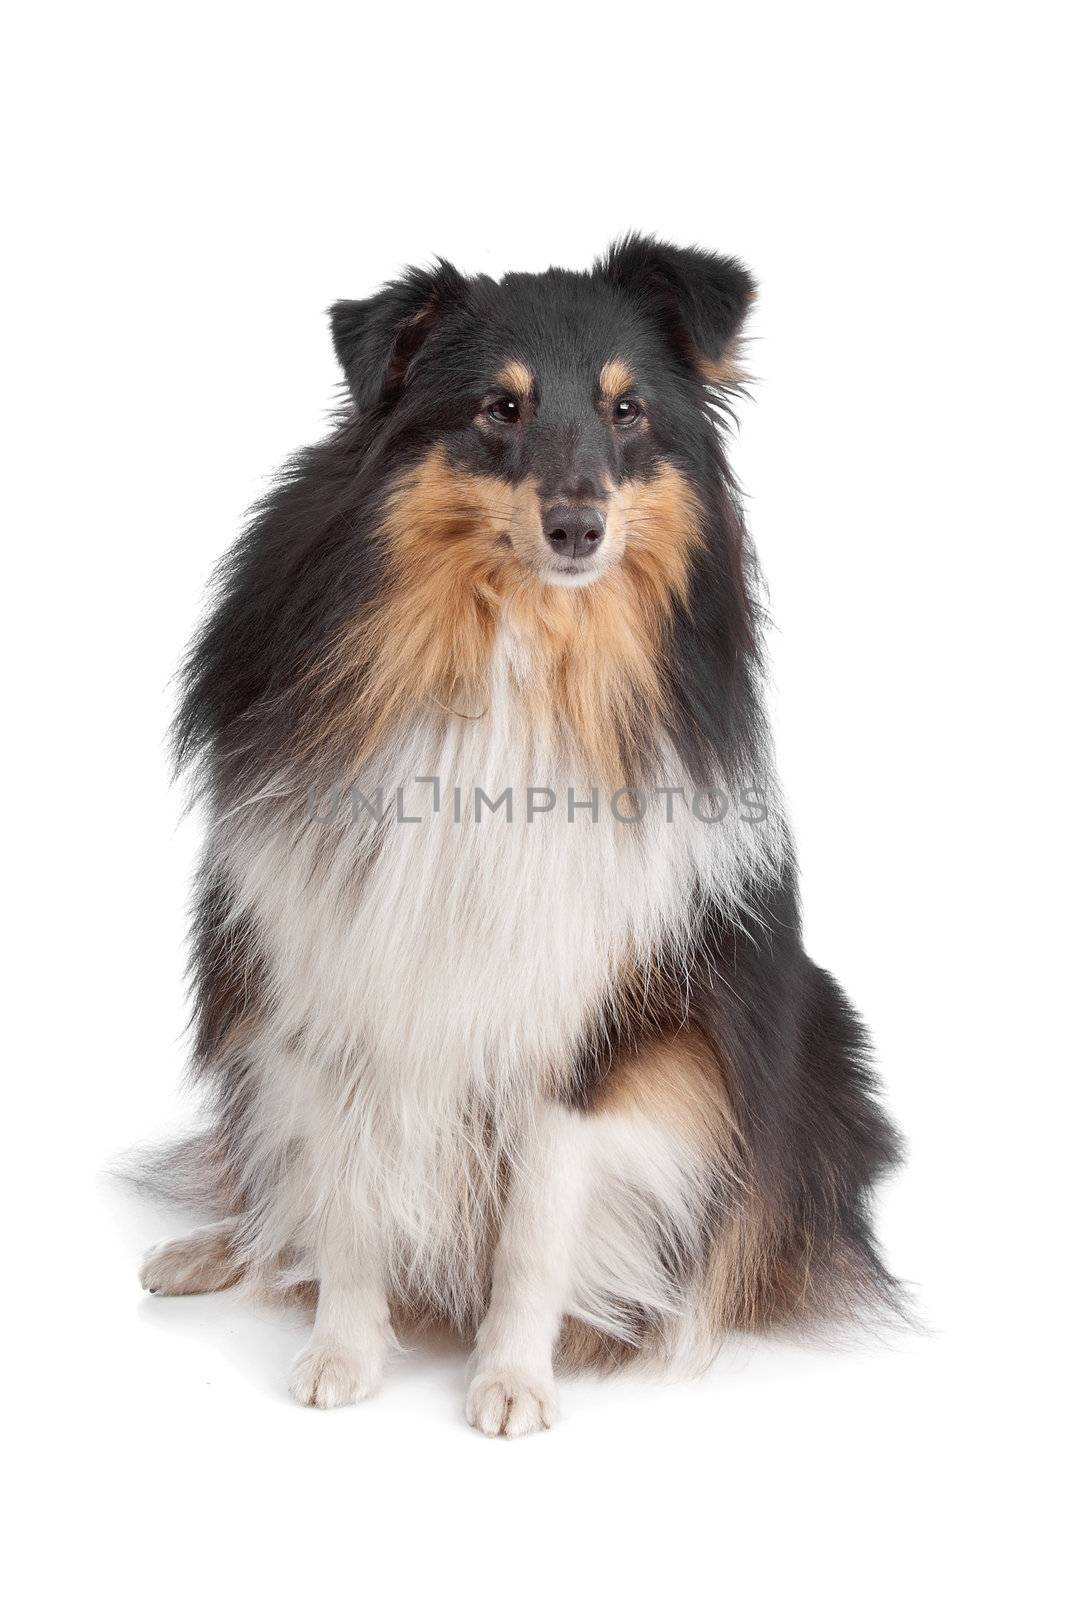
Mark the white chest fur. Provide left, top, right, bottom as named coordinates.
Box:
left=212, top=630, right=781, bottom=1311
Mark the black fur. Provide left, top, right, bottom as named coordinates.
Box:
left=176, top=235, right=902, bottom=1335
left=570, top=861, right=902, bottom=1323
left=179, top=239, right=765, bottom=792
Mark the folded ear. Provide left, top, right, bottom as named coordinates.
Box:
left=599, top=234, right=756, bottom=384
left=329, top=260, right=465, bottom=410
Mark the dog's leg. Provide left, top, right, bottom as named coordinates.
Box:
left=466, top=1103, right=588, bottom=1438
left=466, top=1034, right=734, bottom=1435
left=289, top=1202, right=393, bottom=1409
left=140, top=1218, right=243, bottom=1295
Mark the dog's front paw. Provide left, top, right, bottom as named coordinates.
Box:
left=289, top=1342, right=383, bottom=1409
left=465, top=1370, right=559, bottom=1438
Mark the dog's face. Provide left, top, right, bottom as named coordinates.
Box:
left=330, top=237, right=754, bottom=595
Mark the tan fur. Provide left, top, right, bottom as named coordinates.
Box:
left=558, top=1026, right=856, bottom=1369
left=555, top=1027, right=738, bottom=1372
left=493, top=359, right=535, bottom=402
left=598, top=357, right=637, bottom=403
left=697, top=352, right=748, bottom=388
left=312, top=446, right=702, bottom=785
left=591, top=1028, right=739, bottom=1158
left=556, top=1318, right=634, bottom=1373
left=695, top=285, right=755, bottom=389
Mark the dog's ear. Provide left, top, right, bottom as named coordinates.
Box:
left=599, top=234, right=756, bottom=384
left=329, top=260, right=465, bottom=409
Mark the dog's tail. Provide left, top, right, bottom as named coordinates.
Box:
left=114, top=1128, right=237, bottom=1216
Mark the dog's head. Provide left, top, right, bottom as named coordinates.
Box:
left=177, top=239, right=764, bottom=793
left=330, top=236, right=754, bottom=596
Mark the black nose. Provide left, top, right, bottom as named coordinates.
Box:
left=543, top=505, right=605, bottom=560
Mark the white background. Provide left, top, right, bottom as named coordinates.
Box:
left=4, top=4, right=1062, bottom=1595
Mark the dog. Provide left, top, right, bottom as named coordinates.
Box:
left=139, top=236, right=902, bottom=1435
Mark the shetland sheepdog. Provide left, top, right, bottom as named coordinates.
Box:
left=140, top=236, right=902, bottom=1435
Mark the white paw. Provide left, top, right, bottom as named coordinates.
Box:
left=140, top=1229, right=237, bottom=1297
left=289, top=1343, right=383, bottom=1409
left=465, top=1370, right=559, bottom=1438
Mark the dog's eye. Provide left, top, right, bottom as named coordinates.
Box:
left=613, top=397, right=643, bottom=427
left=485, top=396, right=521, bottom=425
